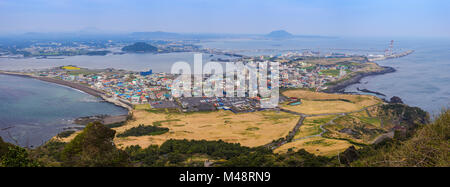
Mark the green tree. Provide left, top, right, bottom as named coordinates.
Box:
left=61, top=122, right=130, bottom=167
left=0, top=146, right=40, bottom=167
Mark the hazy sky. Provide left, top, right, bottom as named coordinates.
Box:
left=0, top=0, right=449, bottom=37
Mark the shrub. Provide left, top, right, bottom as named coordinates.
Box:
left=61, top=122, right=130, bottom=167
left=0, top=146, right=40, bottom=167
left=117, top=125, right=169, bottom=137
left=105, top=121, right=126, bottom=128
left=57, top=130, right=76, bottom=138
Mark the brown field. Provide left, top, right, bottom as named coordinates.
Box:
left=52, top=131, right=81, bottom=143
left=275, top=137, right=355, bottom=156
left=113, top=110, right=300, bottom=149
left=281, top=90, right=382, bottom=115
left=282, top=89, right=381, bottom=103
left=53, top=90, right=385, bottom=158
left=359, top=62, right=385, bottom=72
left=282, top=100, right=364, bottom=115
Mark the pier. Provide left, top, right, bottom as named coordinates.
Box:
left=368, top=50, right=414, bottom=62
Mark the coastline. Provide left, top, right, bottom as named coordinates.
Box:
left=0, top=71, right=133, bottom=124
left=324, top=66, right=396, bottom=94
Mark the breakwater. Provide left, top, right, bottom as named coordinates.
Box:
left=356, top=87, right=386, bottom=97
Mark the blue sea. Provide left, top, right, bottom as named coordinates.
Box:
left=0, top=74, right=127, bottom=147
left=344, top=38, right=450, bottom=117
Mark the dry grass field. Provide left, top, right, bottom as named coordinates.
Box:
left=282, top=100, right=363, bottom=115
left=54, top=89, right=385, bottom=157
left=279, top=115, right=360, bottom=156
left=52, top=132, right=81, bottom=143
left=275, top=136, right=355, bottom=156
left=281, top=89, right=382, bottom=115
left=282, top=89, right=381, bottom=104
left=304, top=57, right=364, bottom=65
left=359, top=62, right=385, bottom=72
left=293, top=115, right=337, bottom=139
left=274, top=90, right=385, bottom=155
left=113, top=110, right=300, bottom=149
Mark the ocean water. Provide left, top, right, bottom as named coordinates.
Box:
left=0, top=52, right=231, bottom=72
left=344, top=38, right=450, bottom=117
left=0, top=74, right=127, bottom=147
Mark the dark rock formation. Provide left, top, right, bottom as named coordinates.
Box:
left=339, top=146, right=359, bottom=165
left=390, top=96, right=404, bottom=104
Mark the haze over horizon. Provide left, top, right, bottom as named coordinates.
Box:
left=0, top=0, right=449, bottom=37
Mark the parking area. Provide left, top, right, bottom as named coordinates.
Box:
left=150, top=100, right=180, bottom=109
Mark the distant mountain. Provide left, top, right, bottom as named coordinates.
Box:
left=264, top=30, right=337, bottom=39
left=265, top=30, right=294, bottom=39
left=122, top=42, right=158, bottom=53
left=130, top=31, right=181, bottom=39
left=129, top=31, right=246, bottom=40
left=2, top=31, right=336, bottom=43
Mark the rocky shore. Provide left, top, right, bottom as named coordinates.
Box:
left=356, top=87, right=386, bottom=97
left=74, top=114, right=129, bottom=126
left=324, top=66, right=396, bottom=93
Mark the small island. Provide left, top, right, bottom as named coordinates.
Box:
left=266, top=30, right=294, bottom=39
left=122, top=42, right=158, bottom=53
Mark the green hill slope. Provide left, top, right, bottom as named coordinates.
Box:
left=122, top=42, right=158, bottom=53
left=351, top=109, right=450, bottom=167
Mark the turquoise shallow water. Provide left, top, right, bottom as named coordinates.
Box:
left=0, top=74, right=127, bottom=147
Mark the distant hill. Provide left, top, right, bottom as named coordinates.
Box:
left=122, top=42, right=158, bottom=53
left=265, top=30, right=294, bottom=39
left=264, top=30, right=337, bottom=39
left=130, top=31, right=181, bottom=39
left=129, top=31, right=244, bottom=40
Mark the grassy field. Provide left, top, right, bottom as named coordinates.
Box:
left=294, top=115, right=337, bottom=139
left=134, top=104, right=152, bottom=110
left=281, top=89, right=382, bottom=115
left=304, top=57, right=365, bottom=65
left=113, top=110, right=300, bottom=149
left=323, top=113, right=387, bottom=144
left=273, top=90, right=385, bottom=155
left=55, top=89, right=385, bottom=157
left=275, top=137, right=355, bottom=156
